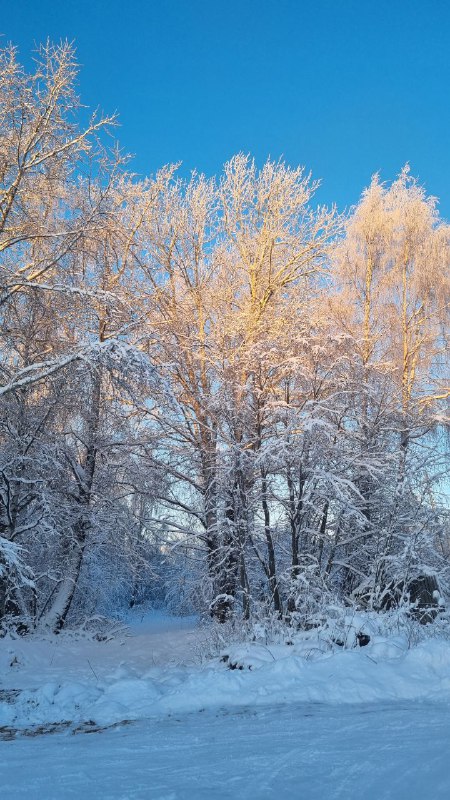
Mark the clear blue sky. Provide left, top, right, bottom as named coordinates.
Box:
left=3, top=0, right=450, bottom=218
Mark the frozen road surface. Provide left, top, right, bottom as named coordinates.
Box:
left=1, top=701, right=449, bottom=800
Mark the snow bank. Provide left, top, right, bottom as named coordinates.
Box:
left=2, top=618, right=450, bottom=732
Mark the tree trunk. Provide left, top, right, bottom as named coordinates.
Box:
left=261, top=470, right=282, bottom=615
left=38, top=367, right=101, bottom=632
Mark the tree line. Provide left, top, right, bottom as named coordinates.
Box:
left=0, top=42, right=449, bottom=633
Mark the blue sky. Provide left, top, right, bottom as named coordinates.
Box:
left=3, top=1, right=450, bottom=218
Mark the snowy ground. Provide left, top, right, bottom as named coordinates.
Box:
left=2, top=610, right=450, bottom=798
left=2, top=702, right=450, bottom=799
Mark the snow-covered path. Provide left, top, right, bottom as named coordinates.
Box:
left=2, top=701, right=450, bottom=799
left=0, top=610, right=203, bottom=695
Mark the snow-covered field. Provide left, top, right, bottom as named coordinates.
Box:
left=2, top=611, right=450, bottom=798
left=3, top=610, right=450, bottom=730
